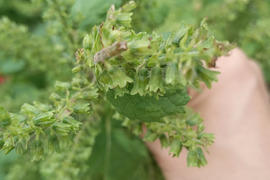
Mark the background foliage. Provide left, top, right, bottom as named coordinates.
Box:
left=0, top=0, right=269, bottom=179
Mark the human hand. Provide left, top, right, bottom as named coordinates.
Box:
left=145, top=48, right=270, bottom=180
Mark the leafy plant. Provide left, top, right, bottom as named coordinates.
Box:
left=6, top=0, right=270, bottom=179
left=0, top=2, right=234, bottom=179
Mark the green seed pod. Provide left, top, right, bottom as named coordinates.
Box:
left=0, top=106, right=11, bottom=128
left=197, top=66, right=219, bottom=88
left=48, top=135, right=60, bottom=153
left=98, top=71, right=113, bottom=89
left=165, top=62, right=179, bottom=85
left=21, top=103, right=40, bottom=115
left=115, top=13, right=133, bottom=28
left=52, top=122, right=71, bottom=136
left=33, top=112, right=55, bottom=127
left=169, top=140, right=183, bottom=157
left=108, top=67, right=133, bottom=88
left=131, top=68, right=148, bottom=96
left=15, top=141, right=25, bottom=154
left=186, top=113, right=203, bottom=126
left=62, top=117, right=81, bottom=131
left=121, top=1, right=137, bottom=12
left=81, top=89, right=99, bottom=100
left=55, top=81, right=71, bottom=91
left=31, top=140, right=44, bottom=161
left=187, top=149, right=198, bottom=167
left=82, top=34, right=92, bottom=49
left=50, top=92, right=61, bottom=101
left=145, top=66, right=165, bottom=94
left=197, top=147, right=207, bottom=167
left=172, top=22, right=190, bottom=46
left=129, top=40, right=151, bottom=56
left=72, top=65, right=82, bottom=73
left=187, top=147, right=207, bottom=167
left=159, top=134, right=169, bottom=148
left=73, top=103, right=90, bottom=114
left=143, top=129, right=159, bottom=142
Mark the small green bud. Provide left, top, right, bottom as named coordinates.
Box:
left=186, top=113, right=203, bottom=126
left=128, top=40, right=151, bottom=56
left=198, top=133, right=215, bottom=146
left=159, top=134, right=169, bottom=148
left=75, top=48, right=85, bottom=62
left=21, top=103, right=40, bottom=115
left=145, top=66, right=165, bottom=94
left=131, top=68, right=148, bottom=96
left=2, top=138, right=14, bottom=154
left=71, top=77, right=83, bottom=87
left=15, top=141, right=25, bottom=154
left=169, top=140, right=183, bottom=157
left=143, top=129, right=159, bottom=142
left=73, top=103, right=90, bottom=114
left=165, top=62, right=179, bottom=85
left=121, top=1, right=137, bottom=12
left=187, top=147, right=207, bottom=167
left=0, top=106, right=11, bottom=128
left=55, top=81, right=71, bottom=91
left=108, top=67, right=133, bottom=88
left=48, top=135, right=60, bottom=153
left=108, top=30, right=123, bottom=43
left=187, top=150, right=198, bottom=167
left=81, top=89, right=99, bottom=100
left=172, top=22, right=190, bottom=46
left=33, top=112, right=55, bottom=127
left=98, top=71, right=113, bottom=89
left=197, top=66, right=219, bottom=88
left=62, top=117, right=81, bottom=131
left=33, top=102, right=50, bottom=111
left=115, top=13, right=133, bottom=28
left=52, top=122, right=71, bottom=136
left=197, top=123, right=205, bottom=134
left=10, top=113, right=26, bottom=123
left=197, top=147, right=207, bottom=167
left=72, top=65, right=82, bottom=73
left=82, top=34, right=92, bottom=49
left=31, top=140, right=44, bottom=161
left=49, top=92, right=61, bottom=101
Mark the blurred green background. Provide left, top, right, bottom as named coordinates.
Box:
left=0, top=0, right=269, bottom=179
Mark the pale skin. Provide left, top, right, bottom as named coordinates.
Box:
left=145, top=48, right=270, bottom=180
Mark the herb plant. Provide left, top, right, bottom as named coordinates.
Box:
left=0, top=0, right=254, bottom=179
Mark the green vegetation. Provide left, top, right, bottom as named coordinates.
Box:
left=0, top=0, right=269, bottom=179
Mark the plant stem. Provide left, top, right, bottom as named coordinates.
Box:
left=104, top=116, right=112, bottom=179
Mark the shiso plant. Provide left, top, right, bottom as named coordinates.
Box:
left=0, top=1, right=236, bottom=179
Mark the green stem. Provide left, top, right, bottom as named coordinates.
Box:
left=104, top=116, right=112, bottom=179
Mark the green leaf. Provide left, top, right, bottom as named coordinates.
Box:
left=106, top=88, right=190, bottom=122
left=0, top=59, right=25, bottom=74
left=87, top=122, right=162, bottom=180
